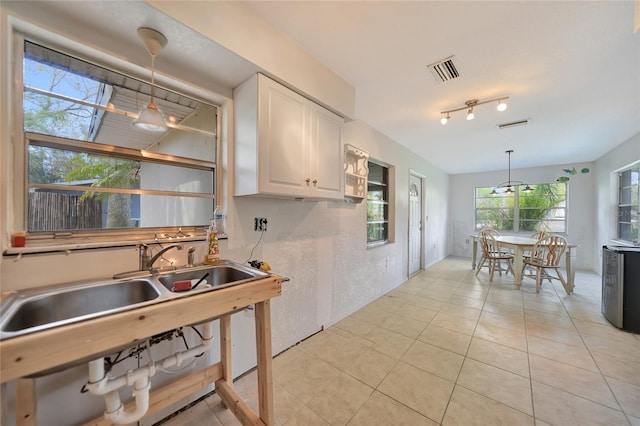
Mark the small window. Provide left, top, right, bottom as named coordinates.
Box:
left=16, top=39, right=218, bottom=245
left=475, top=183, right=567, bottom=233
left=367, top=161, right=389, bottom=246
left=617, top=165, right=639, bottom=244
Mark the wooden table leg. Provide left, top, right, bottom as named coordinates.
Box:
left=565, top=249, right=575, bottom=294
left=254, top=301, right=274, bottom=426
left=16, top=378, right=36, bottom=426
left=512, top=246, right=524, bottom=289
left=471, top=238, right=478, bottom=269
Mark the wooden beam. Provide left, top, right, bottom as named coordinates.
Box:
left=220, top=316, right=232, bottom=384
left=1, top=277, right=281, bottom=382
left=215, top=379, right=265, bottom=426
left=16, top=378, right=36, bottom=426
left=254, top=300, right=274, bottom=426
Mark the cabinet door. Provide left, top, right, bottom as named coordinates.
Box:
left=257, top=76, right=308, bottom=197
left=308, top=103, right=344, bottom=199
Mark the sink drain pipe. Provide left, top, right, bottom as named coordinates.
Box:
left=86, top=322, right=214, bottom=425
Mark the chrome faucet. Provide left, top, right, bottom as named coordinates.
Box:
left=139, top=243, right=184, bottom=271
left=187, top=246, right=196, bottom=268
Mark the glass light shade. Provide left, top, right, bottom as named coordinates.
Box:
left=133, top=101, right=167, bottom=132
left=497, top=100, right=508, bottom=112
left=466, top=108, right=474, bottom=120
left=522, top=184, right=533, bottom=192
left=440, top=116, right=448, bottom=125
left=504, top=185, right=514, bottom=194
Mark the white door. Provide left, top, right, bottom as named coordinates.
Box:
left=409, top=173, right=423, bottom=275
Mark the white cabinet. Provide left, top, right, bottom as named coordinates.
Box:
left=234, top=74, right=344, bottom=200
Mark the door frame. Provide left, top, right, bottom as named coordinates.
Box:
left=408, top=170, right=425, bottom=277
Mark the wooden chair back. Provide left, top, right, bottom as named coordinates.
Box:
left=530, top=235, right=567, bottom=267
left=529, top=231, right=548, bottom=242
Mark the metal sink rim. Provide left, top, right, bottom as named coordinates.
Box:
left=0, top=260, right=269, bottom=341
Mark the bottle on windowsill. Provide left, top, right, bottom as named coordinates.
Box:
left=213, top=205, right=225, bottom=236
left=204, top=219, right=220, bottom=265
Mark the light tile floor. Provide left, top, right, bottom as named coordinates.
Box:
left=159, top=256, right=640, bottom=426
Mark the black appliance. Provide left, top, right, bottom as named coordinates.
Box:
left=602, top=246, right=640, bottom=333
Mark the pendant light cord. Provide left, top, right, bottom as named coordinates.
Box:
left=150, top=54, right=156, bottom=103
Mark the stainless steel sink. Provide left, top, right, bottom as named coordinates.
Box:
left=0, top=261, right=269, bottom=341
left=158, top=262, right=269, bottom=293
left=0, top=278, right=161, bottom=340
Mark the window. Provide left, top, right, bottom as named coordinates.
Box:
left=617, top=164, right=639, bottom=244
left=475, top=183, right=567, bottom=233
left=367, top=161, right=390, bottom=246
left=15, top=39, right=218, bottom=245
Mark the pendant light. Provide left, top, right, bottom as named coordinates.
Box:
left=490, top=150, right=533, bottom=195
left=133, top=27, right=168, bottom=132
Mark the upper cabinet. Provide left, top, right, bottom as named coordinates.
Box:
left=234, top=74, right=344, bottom=200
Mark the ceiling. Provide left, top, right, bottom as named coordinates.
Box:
left=5, top=1, right=639, bottom=175
left=242, top=1, right=640, bottom=174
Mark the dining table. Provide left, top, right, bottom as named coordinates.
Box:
left=470, top=234, right=578, bottom=294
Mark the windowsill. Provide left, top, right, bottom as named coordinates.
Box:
left=367, top=240, right=390, bottom=249
left=3, top=234, right=228, bottom=256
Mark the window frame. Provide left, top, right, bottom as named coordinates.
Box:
left=367, top=159, right=394, bottom=248
left=616, top=162, right=639, bottom=245
left=474, top=183, right=567, bottom=233
left=9, top=32, right=222, bottom=251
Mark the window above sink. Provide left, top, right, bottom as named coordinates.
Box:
left=7, top=35, right=223, bottom=252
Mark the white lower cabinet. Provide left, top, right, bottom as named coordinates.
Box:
left=234, top=73, right=343, bottom=200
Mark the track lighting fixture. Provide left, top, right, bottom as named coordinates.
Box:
left=133, top=27, right=168, bottom=132
left=440, top=96, right=509, bottom=125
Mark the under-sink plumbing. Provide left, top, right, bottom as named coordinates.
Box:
left=85, top=321, right=213, bottom=425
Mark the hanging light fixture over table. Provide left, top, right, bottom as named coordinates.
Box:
left=440, top=96, right=508, bottom=125
left=133, top=27, right=168, bottom=132
left=490, top=150, right=533, bottom=195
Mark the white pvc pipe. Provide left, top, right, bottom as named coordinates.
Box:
left=86, top=322, right=214, bottom=425
left=104, top=377, right=150, bottom=425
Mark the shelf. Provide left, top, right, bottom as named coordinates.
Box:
left=344, top=144, right=369, bottom=201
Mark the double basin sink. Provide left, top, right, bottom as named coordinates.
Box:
left=0, top=260, right=269, bottom=341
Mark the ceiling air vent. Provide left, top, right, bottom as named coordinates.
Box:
left=427, top=56, right=460, bottom=83
left=497, top=119, right=530, bottom=130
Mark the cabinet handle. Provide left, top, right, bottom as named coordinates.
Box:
left=312, top=179, right=318, bottom=185
left=305, top=178, right=311, bottom=184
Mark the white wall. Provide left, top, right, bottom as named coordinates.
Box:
left=593, top=133, right=640, bottom=274
left=449, top=161, right=596, bottom=271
